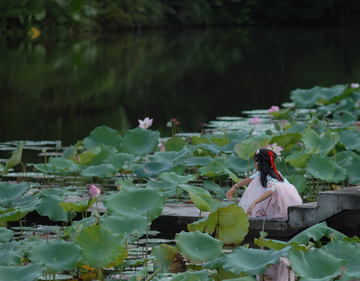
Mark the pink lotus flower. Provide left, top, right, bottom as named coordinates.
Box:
left=138, top=117, right=153, bottom=129
left=282, top=119, right=288, bottom=129
left=280, top=257, right=291, bottom=267
left=76, top=155, right=81, bottom=163
left=266, top=143, right=284, bottom=156
left=268, top=105, right=280, bottom=113
left=89, top=184, right=101, bottom=198
left=158, top=142, right=165, bottom=152
left=350, top=83, right=359, bottom=89
left=250, top=117, right=261, bottom=124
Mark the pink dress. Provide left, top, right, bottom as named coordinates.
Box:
left=239, top=171, right=302, bottom=219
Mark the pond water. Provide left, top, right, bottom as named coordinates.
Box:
left=1, top=26, right=360, bottom=146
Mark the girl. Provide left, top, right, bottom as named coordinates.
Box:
left=226, top=148, right=302, bottom=219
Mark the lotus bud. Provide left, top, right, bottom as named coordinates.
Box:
left=166, top=122, right=172, bottom=127
left=280, top=257, right=291, bottom=267
left=42, top=148, right=46, bottom=153
left=331, top=132, right=336, bottom=138
left=76, top=155, right=81, bottom=163
left=157, top=142, right=165, bottom=152
left=282, top=119, right=287, bottom=129
left=170, top=118, right=178, bottom=123
left=89, top=184, right=101, bottom=199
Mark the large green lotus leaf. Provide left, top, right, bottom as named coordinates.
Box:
left=306, top=154, right=336, bottom=181
left=203, top=180, right=226, bottom=199
left=0, top=228, right=14, bottom=243
left=179, top=184, right=211, bottom=196
left=59, top=199, right=96, bottom=213
left=226, top=130, right=252, bottom=141
left=270, top=132, right=301, bottom=153
left=286, top=174, right=307, bottom=193
left=152, top=244, right=185, bottom=273
left=145, top=179, right=176, bottom=191
left=208, top=139, right=246, bottom=154
left=89, top=144, right=118, bottom=166
left=0, top=182, right=29, bottom=206
left=268, top=107, right=291, bottom=119
left=183, top=156, right=213, bottom=167
left=27, top=240, right=82, bottom=274
left=290, top=86, right=322, bottom=108
left=197, top=161, right=227, bottom=177
left=289, top=248, right=346, bottom=280
left=346, top=157, right=360, bottom=185
left=188, top=191, right=223, bottom=212
left=323, top=241, right=360, bottom=278
left=115, top=179, right=135, bottom=189
left=120, top=127, right=160, bottom=156
left=287, top=123, right=307, bottom=134
left=0, top=249, right=24, bottom=266
left=171, top=269, right=215, bottom=281
left=0, top=197, right=42, bottom=221
left=101, top=215, right=148, bottom=241
left=104, top=153, right=140, bottom=171
left=333, top=150, right=358, bottom=165
left=83, top=125, right=122, bottom=150
left=285, top=150, right=310, bottom=168
left=31, top=163, right=59, bottom=174
left=332, top=162, right=348, bottom=183
left=48, top=156, right=80, bottom=172
left=192, top=136, right=211, bottom=145
left=39, top=188, right=66, bottom=197
left=339, top=130, right=360, bottom=151
left=0, top=263, right=45, bottom=281
left=36, top=195, right=73, bottom=222
left=72, top=146, right=101, bottom=165
left=150, top=149, right=190, bottom=165
left=134, top=162, right=174, bottom=179
left=302, top=129, right=339, bottom=156
left=188, top=204, right=249, bottom=245
left=222, top=245, right=292, bottom=276
left=160, top=172, right=196, bottom=184
left=334, top=110, right=357, bottom=123
left=317, top=85, right=347, bottom=104
left=234, top=142, right=260, bottom=161
left=76, top=225, right=125, bottom=268
left=211, top=136, right=230, bottom=146
left=163, top=137, right=188, bottom=152
left=225, top=156, right=254, bottom=174
left=81, top=163, right=118, bottom=178
left=104, top=188, right=166, bottom=221
left=175, top=230, right=224, bottom=263
left=0, top=143, right=25, bottom=176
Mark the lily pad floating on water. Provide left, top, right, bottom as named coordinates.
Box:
left=183, top=155, right=213, bottom=167
left=83, top=125, right=122, bottom=151
left=119, top=127, right=160, bottom=156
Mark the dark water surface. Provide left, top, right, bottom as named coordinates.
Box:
left=1, top=26, right=360, bottom=145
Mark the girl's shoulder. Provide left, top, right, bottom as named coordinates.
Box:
left=250, top=171, right=261, bottom=179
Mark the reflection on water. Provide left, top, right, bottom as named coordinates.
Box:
left=1, top=27, right=360, bottom=145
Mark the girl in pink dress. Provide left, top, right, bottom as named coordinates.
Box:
left=226, top=148, right=302, bottom=219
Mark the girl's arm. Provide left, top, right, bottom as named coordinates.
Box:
left=226, top=177, right=252, bottom=199
left=247, top=190, right=274, bottom=216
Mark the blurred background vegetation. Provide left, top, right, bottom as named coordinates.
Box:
left=1, top=0, right=360, bottom=39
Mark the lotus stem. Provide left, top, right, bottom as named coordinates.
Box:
left=145, top=268, right=159, bottom=281
left=199, top=210, right=202, bottom=220
left=145, top=210, right=149, bottom=258
left=20, top=161, right=28, bottom=181
left=19, top=220, right=24, bottom=238
left=96, top=199, right=101, bottom=225
left=119, top=248, right=126, bottom=280
left=71, top=207, right=73, bottom=226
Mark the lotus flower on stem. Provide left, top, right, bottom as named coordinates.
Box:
left=266, top=143, right=284, bottom=156
left=158, top=142, right=165, bottom=152
left=268, top=105, right=280, bottom=113
left=250, top=117, right=261, bottom=124
left=138, top=117, right=153, bottom=129
left=350, top=83, right=359, bottom=89
left=89, top=184, right=101, bottom=224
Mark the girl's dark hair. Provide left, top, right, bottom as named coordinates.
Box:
left=254, top=148, right=284, bottom=187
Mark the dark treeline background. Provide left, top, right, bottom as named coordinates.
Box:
left=1, top=0, right=360, bottom=39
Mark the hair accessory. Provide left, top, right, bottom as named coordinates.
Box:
left=255, top=149, right=260, bottom=155
left=268, top=150, right=281, bottom=181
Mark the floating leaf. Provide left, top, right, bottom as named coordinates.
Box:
left=160, top=172, right=196, bottom=184
left=83, top=125, right=122, bottom=150
left=81, top=164, right=118, bottom=178
left=175, top=230, right=224, bottom=263
left=334, top=110, right=357, bottom=123
left=48, top=157, right=80, bottom=173
left=152, top=244, right=185, bottom=273
left=208, top=139, right=245, bottom=154
left=183, top=156, right=213, bottom=167
left=134, top=162, right=174, bottom=178
left=120, top=127, right=160, bottom=156
left=150, top=149, right=190, bottom=165
left=0, top=263, right=45, bottom=281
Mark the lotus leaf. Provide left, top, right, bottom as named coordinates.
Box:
left=83, top=125, right=122, bottom=150
left=152, top=244, right=185, bottom=273
left=192, top=136, right=211, bottom=145
left=197, top=161, right=227, bottom=177
left=334, top=110, right=357, bottom=123
left=179, top=184, right=211, bottom=196
left=188, top=204, right=249, bottom=245
left=175, top=230, right=224, bottom=263
left=0, top=249, right=24, bottom=266
left=171, top=269, right=216, bottom=281
left=188, top=191, right=222, bottom=212
left=0, top=241, right=20, bottom=251
left=289, top=248, right=346, bottom=280
left=333, top=150, right=358, bottom=165
left=27, top=240, right=82, bottom=274
left=134, top=162, right=174, bottom=178
left=128, top=267, right=149, bottom=281
left=203, top=180, right=226, bottom=199
left=270, top=132, right=301, bottom=153
left=0, top=143, right=25, bottom=176
left=323, top=240, right=360, bottom=278
left=225, top=156, right=254, bottom=174
left=0, top=196, right=42, bottom=222
left=0, top=182, right=29, bottom=206
left=115, top=179, right=135, bottom=189
left=163, top=137, right=188, bottom=152
left=346, top=157, right=360, bottom=184
left=0, top=228, right=14, bottom=243
left=76, top=225, right=126, bottom=268
left=81, top=163, right=118, bottom=178
left=339, top=130, right=360, bottom=151
left=40, top=188, right=67, bottom=197
left=286, top=123, right=307, bottom=134
left=104, top=188, right=166, bottom=221
left=89, top=144, right=118, bottom=166
left=222, top=245, right=292, bottom=276
left=72, top=146, right=101, bottom=165
left=120, top=127, right=160, bottom=156
left=234, top=142, right=260, bottom=161
left=150, top=149, right=189, bottom=165
left=183, top=155, right=213, bottom=167
left=317, top=85, right=347, bottom=104
left=208, top=139, right=244, bottom=154
left=59, top=199, right=96, bottom=213
left=0, top=263, right=46, bottom=281
left=48, top=156, right=80, bottom=172
left=302, top=129, right=339, bottom=156
left=290, top=221, right=329, bottom=245
left=36, top=195, right=74, bottom=222
left=268, top=107, right=291, bottom=119
left=285, top=150, right=310, bottom=168
left=290, top=86, right=322, bottom=108
left=306, top=154, right=336, bottom=182
left=146, top=179, right=177, bottom=191
left=31, top=163, right=59, bottom=174
left=101, top=215, right=149, bottom=242
left=332, top=162, right=348, bottom=183
left=160, top=172, right=196, bottom=184
left=286, top=174, right=307, bottom=193
left=104, top=153, right=140, bottom=171
left=211, top=137, right=230, bottom=146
